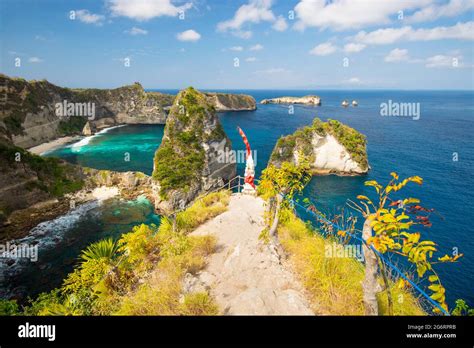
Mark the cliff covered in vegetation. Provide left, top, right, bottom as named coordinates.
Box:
left=204, top=92, right=256, bottom=111
left=270, top=118, right=369, bottom=175
left=0, top=74, right=256, bottom=149
left=0, top=74, right=173, bottom=148
left=152, top=87, right=236, bottom=213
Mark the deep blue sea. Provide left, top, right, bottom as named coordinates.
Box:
left=16, top=90, right=474, bottom=309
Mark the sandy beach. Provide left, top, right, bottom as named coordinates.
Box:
left=27, top=136, right=81, bottom=155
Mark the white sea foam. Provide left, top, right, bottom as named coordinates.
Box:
left=0, top=189, right=120, bottom=287
left=96, top=124, right=126, bottom=135
left=69, top=124, right=127, bottom=152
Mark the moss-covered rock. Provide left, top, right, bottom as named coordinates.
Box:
left=270, top=118, right=369, bottom=175
left=152, top=87, right=236, bottom=213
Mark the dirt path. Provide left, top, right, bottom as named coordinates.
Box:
left=188, top=193, right=314, bottom=315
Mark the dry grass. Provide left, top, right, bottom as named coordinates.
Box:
left=279, top=212, right=425, bottom=315
left=115, top=191, right=229, bottom=315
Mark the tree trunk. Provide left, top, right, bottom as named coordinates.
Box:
left=362, top=217, right=380, bottom=315
left=268, top=194, right=282, bottom=238
left=379, top=260, right=393, bottom=315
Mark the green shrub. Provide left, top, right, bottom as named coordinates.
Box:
left=0, top=299, right=20, bottom=315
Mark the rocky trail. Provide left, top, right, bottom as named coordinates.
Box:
left=187, top=194, right=314, bottom=315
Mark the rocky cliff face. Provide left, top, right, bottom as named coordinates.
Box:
left=269, top=118, right=369, bottom=175
left=261, top=95, right=321, bottom=105
left=205, top=92, right=256, bottom=111
left=0, top=74, right=256, bottom=149
left=152, top=87, right=236, bottom=214
left=0, top=74, right=174, bottom=148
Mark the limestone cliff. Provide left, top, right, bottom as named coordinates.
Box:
left=0, top=74, right=173, bottom=148
left=205, top=92, right=256, bottom=111
left=261, top=95, right=321, bottom=106
left=0, top=74, right=257, bottom=149
left=269, top=118, right=369, bottom=175
left=152, top=87, right=236, bottom=213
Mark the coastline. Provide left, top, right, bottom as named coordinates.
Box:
left=27, top=136, right=81, bottom=156
left=26, top=125, right=127, bottom=156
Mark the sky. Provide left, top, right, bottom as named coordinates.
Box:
left=0, top=0, right=473, bottom=90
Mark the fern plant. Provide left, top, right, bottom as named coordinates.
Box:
left=80, top=238, right=119, bottom=263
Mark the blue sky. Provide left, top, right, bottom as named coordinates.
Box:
left=1, top=0, right=473, bottom=89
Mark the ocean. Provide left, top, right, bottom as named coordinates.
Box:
left=7, top=89, right=473, bottom=309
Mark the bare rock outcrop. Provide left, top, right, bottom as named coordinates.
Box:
left=261, top=95, right=321, bottom=106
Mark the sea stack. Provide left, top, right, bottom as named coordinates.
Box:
left=152, top=87, right=236, bottom=214
left=269, top=118, right=369, bottom=175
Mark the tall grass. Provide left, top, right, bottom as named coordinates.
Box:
left=114, top=191, right=230, bottom=315
left=279, top=211, right=425, bottom=315
left=23, top=190, right=231, bottom=316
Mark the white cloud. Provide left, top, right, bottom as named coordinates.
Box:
left=344, top=77, right=362, bottom=85
left=425, top=54, right=462, bottom=68
left=245, top=57, right=257, bottom=62
left=294, top=0, right=431, bottom=31
left=125, top=27, right=148, bottom=35
left=384, top=48, right=410, bottom=62
left=28, top=57, right=43, bottom=63
left=177, top=29, right=201, bottom=42
left=249, top=44, right=263, bottom=51
left=343, top=43, right=366, bottom=53
left=75, top=9, right=105, bottom=25
left=230, top=46, right=244, bottom=51
left=309, top=42, right=337, bottom=56
left=353, top=21, right=474, bottom=45
left=407, top=0, right=474, bottom=23
left=217, top=0, right=288, bottom=37
left=233, top=30, right=253, bottom=39
left=254, top=67, right=289, bottom=74
left=217, top=0, right=275, bottom=32
left=107, top=0, right=192, bottom=21
left=272, top=15, right=288, bottom=31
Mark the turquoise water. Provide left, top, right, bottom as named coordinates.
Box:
left=35, top=90, right=474, bottom=308
left=44, top=124, right=164, bottom=173
left=0, top=196, right=160, bottom=301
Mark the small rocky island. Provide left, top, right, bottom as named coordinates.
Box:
left=260, top=95, right=321, bottom=106
left=269, top=118, right=369, bottom=175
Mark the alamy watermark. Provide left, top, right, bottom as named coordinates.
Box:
left=0, top=242, right=38, bottom=262
left=380, top=100, right=420, bottom=120
left=217, top=149, right=258, bottom=165
left=325, top=242, right=364, bottom=262
left=55, top=99, right=95, bottom=120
